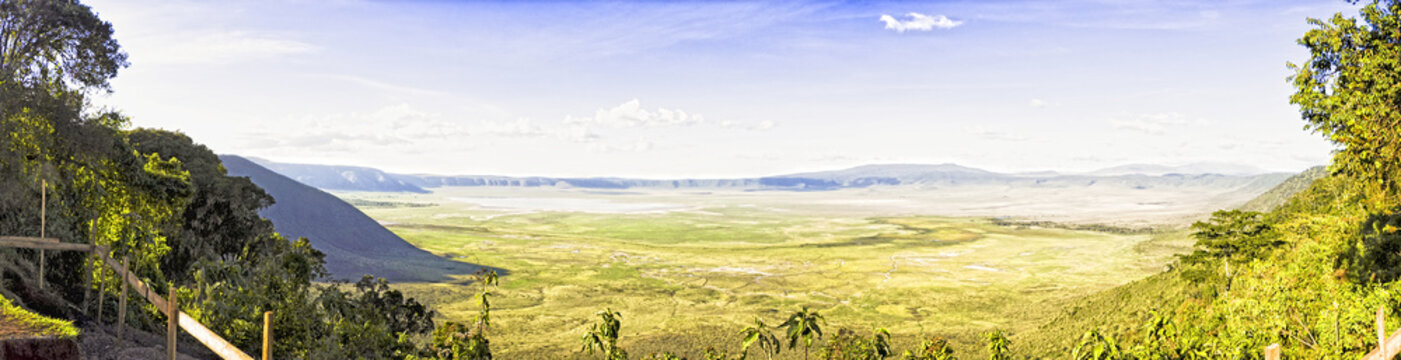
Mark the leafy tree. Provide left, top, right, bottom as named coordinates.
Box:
left=0, top=0, right=127, bottom=92
left=1289, top=0, right=1401, bottom=203
left=781, top=306, right=826, bottom=360
left=1071, top=329, right=1122, bottom=360
left=739, top=317, right=781, bottom=360
left=582, top=308, right=628, bottom=360
left=816, top=327, right=893, bottom=360
left=1185, top=210, right=1276, bottom=261
left=901, top=336, right=957, bottom=360
left=426, top=270, right=499, bottom=360
left=983, top=330, right=1011, bottom=360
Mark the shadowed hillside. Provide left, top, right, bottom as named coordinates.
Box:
left=220, top=155, right=491, bottom=283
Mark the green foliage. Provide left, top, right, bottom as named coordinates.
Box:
left=781, top=306, right=826, bottom=360
left=425, top=270, right=499, bottom=360
left=739, top=317, right=781, bottom=360
left=1184, top=210, right=1276, bottom=262
left=1070, top=329, right=1122, bottom=360
left=1178, top=210, right=1280, bottom=288
left=582, top=308, right=628, bottom=360
left=1338, top=209, right=1401, bottom=283
left=900, top=337, right=957, bottom=360
left=982, top=330, right=1011, bottom=360
left=816, top=328, right=893, bottom=360
left=0, top=0, right=128, bottom=92
left=1290, top=0, right=1401, bottom=201
left=0, top=5, right=437, bottom=357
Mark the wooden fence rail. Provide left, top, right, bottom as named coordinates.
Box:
left=94, top=248, right=256, bottom=360
left=0, top=235, right=260, bottom=360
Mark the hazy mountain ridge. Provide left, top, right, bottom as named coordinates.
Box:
left=242, top=157, right=1301, bottom=193
left=221, top=155, right=488, bottom=282
left=246, top=157, right=430, bottom=193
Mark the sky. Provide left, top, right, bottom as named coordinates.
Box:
left=82, top=0, right=1359, bottom=178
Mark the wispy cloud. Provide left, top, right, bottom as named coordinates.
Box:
left=963, top=126, right=1029, bottom=141
left=1029, top=98, right=1050, bottom=108
left=564, top=99, right=705, bottom=128
left=589, top=140, right=655, bottom=153
left=478, top=118, right=546, bottom=137
left=1109, top=112, right=1206, bottom=135
left=720, top=120, right=777, bottom=131
left=134, top=31, right=317, bottom=65
left=879, top=12, right=962, bottom=33
left=244, top=104, right=468, bottom=153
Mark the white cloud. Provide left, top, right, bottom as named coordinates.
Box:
left=555, top=126, right=602, bottom=143
left=1029, top=99, right=1049, bottom=108
left=589, top=140, right=655, bottom=153
left=134, top=31, right=317, bottom=65
left=1109, top=112, right=1198, bottom=135
left=963, top=126, right=1028, bottom=141
left=564, top=99, right=704, bottom=128
left=247, top=103, right=469, bottom=153
left=720, top=119, right=777, bottom=131
left=478, top=118, right=546, bottom=137
left=879, top=12, right=962, bottom=33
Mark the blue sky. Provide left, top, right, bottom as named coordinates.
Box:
left=84, top=0, right=1356, bottom=178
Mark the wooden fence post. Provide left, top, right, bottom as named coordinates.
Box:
left=1264, top=343, right=1280, bottom=360
left=97, top=259, right=106, bottom=324
left=1379, top=306, right=1388, bottom=358
left=168, top=283, right=178, bottom=360
left=263, top=311, right=272, bottom=360
left=38, top=180, right=44, bottom=290
left=82, top=252, right=91, bottom=317
left=117, top=255, right=128, bottom=341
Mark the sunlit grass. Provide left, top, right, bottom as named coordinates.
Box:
left=0, top=295, right=78, bottom=339
left=343, top=188, right=1183, bottom=358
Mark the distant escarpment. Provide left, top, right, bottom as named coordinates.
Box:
left=242, top=158, right=1301, bottom=194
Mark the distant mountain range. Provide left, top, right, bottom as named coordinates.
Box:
left=240, top=157, right=1297, bottom=193
left=223, top=155, right=490, bottom=282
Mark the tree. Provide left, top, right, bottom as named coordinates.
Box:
left=581, top=308, right=627, bottom=360
left=1289, top=0, right=1401, bottom=203
left=983, top=330, right=1011, bottom=360
left=739, top=317, right=781, bottom=360
left=1071, top=329, right=1122, bottom=360
left=901, top=337, right=957, bottom=360
left=1183, top=210, right=1276, bottom=262
left=872, top=328, right=892, bottom=359
left=0, top=0, right=127, bottom=93
left=780, top=307, right=825, bottom=360
left=426, top=270, right=499, bottom=360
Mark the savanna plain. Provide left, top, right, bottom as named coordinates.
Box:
left=334, top=185, right=1227, bottom=358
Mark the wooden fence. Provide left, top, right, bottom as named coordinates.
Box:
left=0, top=235, right=265, bottom=360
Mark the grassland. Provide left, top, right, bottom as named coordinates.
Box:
left=340, top=187, right=1196, bottom=358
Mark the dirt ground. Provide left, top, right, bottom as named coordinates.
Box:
left=79, top=322, right=216, bottom=360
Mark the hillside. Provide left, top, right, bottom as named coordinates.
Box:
left=1016, top=164, right=1373, bottom=358
left=220, top=155, right=489, bottom=282
left=1238, top=166, right=1328, bottom=212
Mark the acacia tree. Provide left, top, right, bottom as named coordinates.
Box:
left=1289, top=0, right=1401, bottom=204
